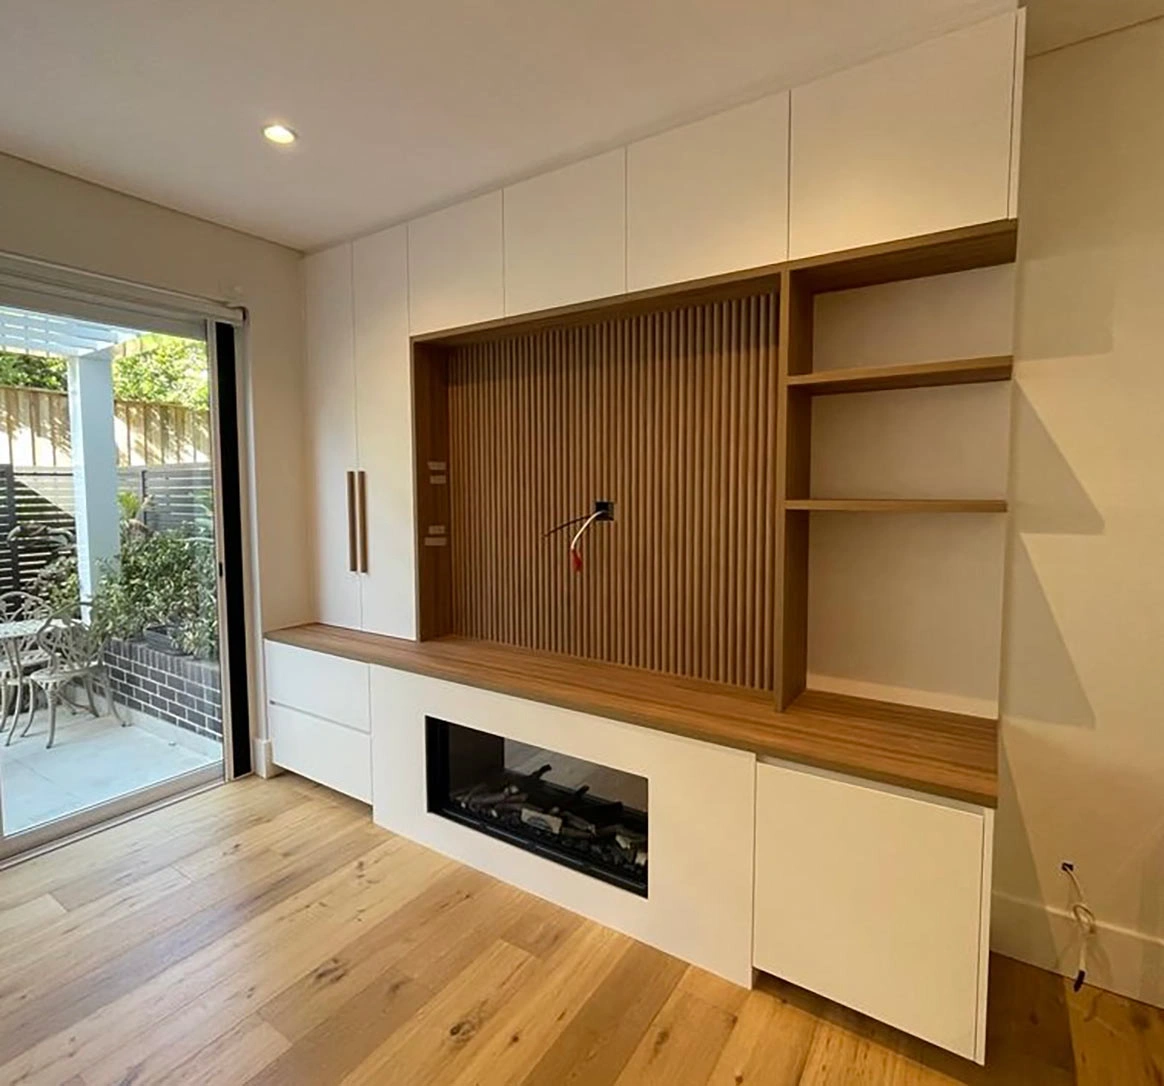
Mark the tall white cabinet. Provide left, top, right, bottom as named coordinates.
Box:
left=303, top=225, right=416, bottom=639
left=303, top=244, right=360, bottom=629
left=353, top=226, right=415, bottom=639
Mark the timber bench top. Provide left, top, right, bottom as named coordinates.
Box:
left=266, top=624, right=998, bottom=807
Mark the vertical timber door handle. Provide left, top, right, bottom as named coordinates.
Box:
left=346, top=470, right=358, bottom=572
left=357, top=470, right=369, bottom=573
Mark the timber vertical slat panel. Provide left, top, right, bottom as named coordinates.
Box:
left=441, top=289, right=779, bottom=690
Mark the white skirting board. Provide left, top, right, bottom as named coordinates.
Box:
left=368, top=666, right=757, bottom=987
left=992, top=891, right=1164, bottom=1010
left=251, top=737, right=283, bottom=779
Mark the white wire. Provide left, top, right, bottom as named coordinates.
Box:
left=568, top=511, right=601, bottom=555
left=1063, top=865, right=1097, bottom=988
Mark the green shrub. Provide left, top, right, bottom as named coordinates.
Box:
left=32, top=524, right=219, bottom=659
left=117, top=489, right=143, bottom=522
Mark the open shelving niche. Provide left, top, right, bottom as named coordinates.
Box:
left=774, top=227, right=1013, bottom=723
left=408, top=219, right=1017, bottom=804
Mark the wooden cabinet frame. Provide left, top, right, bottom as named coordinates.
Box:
left=410, top=218, right=1017, bottom=726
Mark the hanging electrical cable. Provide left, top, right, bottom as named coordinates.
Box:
left=567, top=511, right=602, bottom=573
left=542, top=513, right=592, bottom=538
left=1061, top=862, right=1097, bottom=992
left=543, top=501, right=614, bottom=573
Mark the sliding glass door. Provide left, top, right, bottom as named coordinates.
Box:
left=0, top=300, right=235, bottom=858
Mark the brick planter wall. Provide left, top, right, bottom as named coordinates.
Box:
left=104, top=637, right=222, bottom=741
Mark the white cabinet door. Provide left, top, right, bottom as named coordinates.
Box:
left=754, top=760, right=991, bottom=1062
left=627, top=93, right=789, bottom=291
left=408, top=192, right=504, bottom=335
left=303, top=244, right=361, bottom=628
left=504, top=149, right=626, bottom=315
left=353, top=225, right=417, bottom=639
left=789, top=11, right=1020, bottom=259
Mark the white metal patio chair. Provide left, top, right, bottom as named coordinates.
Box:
left=0, top=590, right=52, bottom=745
left=28, top=611, right=123, bottom=749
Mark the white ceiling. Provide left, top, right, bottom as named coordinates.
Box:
left=0, top=0, right=1017, bottom=251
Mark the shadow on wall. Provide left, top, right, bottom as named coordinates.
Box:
left=1001, top=539, right=1095, bottom=732
left=1015, top=250, right=1115, bottom=363
left=992, top=740, right=1084, bottom=982
left=1000, top=382, right=1102, bottom=732
left=1008, top=388, right=1105, bottom=537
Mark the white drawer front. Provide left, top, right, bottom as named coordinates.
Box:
left=269, top=703, right=371, bottom=803
left=753, top=760, right=988, bottom=1061
left=264, top=640, right=370, bottom=731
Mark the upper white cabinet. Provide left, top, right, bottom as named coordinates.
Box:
left=789, top=11, right=1022, bottom=259
left=753, top=759, right=992, bottom=1062
left=303, top=243, right=361, bottom=629
left=408, top=192, right=504, bottom=334
left=353, top=224, right=417, bottom=639
left=504, top=149, right=626, bottom=315
left=627, top=93, right=790, bottom=291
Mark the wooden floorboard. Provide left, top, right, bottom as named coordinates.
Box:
left=0, top=774, right=1159, bottom=1085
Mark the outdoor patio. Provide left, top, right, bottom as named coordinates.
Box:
left=0, top=304, right=223, bottom=845
left=0, top=705, right=221, bottom=835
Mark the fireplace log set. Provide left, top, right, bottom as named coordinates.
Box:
left=450, top=763, right=649, bottom=883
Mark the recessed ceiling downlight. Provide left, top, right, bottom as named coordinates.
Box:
left=263, top=123, right=297, bottom=145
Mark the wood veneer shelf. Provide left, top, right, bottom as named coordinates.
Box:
left=784, top=498, right=1007, bottom=513
left=786, top=355, right=1013, bottom=395
left=267, top=624, right=999, bottom=807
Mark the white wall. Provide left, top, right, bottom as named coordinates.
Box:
left=992, top=17, right=1164, bottom=1008
left=0, top=152, right=310, bottom=753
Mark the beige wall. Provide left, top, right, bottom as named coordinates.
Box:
left=992, top=18, right=1164, bottom=1006
left=0, top=152, right=311, bottom=748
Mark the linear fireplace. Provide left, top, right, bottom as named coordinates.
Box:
left=425, top=717, right=649, bottom=896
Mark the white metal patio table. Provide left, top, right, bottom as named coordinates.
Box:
left=0, top=617, right=52, bottom=742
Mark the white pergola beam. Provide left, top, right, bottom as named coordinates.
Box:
left=0, top=306, right=138, bottom=358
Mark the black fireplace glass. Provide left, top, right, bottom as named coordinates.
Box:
left=425, top=716, right=649, bottom=896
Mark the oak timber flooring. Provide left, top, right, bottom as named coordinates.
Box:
left=0, top=775, right=1158, bottom=1086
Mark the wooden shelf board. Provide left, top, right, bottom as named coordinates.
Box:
left=786, top=356, right=1013, bottom=395
left=790, top=219, right=1018, bottom=293
left=784, top=498, right=1007, bottom=513
left=266, top=624, right=999, bottom=807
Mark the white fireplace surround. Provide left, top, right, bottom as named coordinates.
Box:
left=369, top=665, right=757, bottom=986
